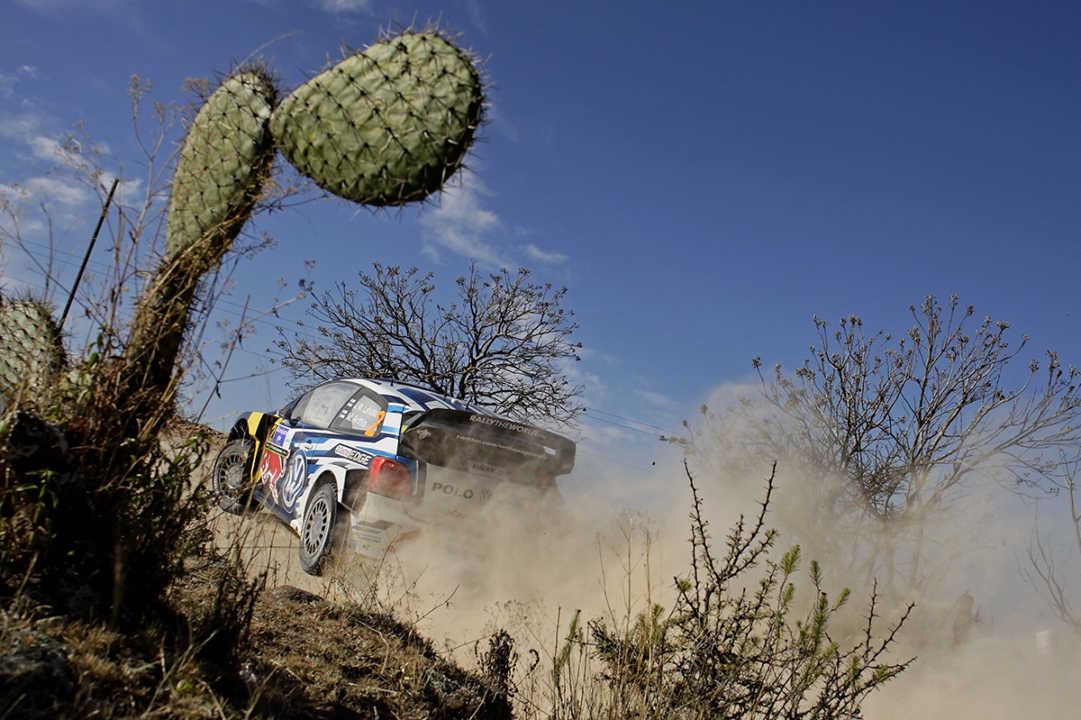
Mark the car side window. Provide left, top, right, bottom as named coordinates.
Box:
left=331, top=390, right=388, bottom=437
left=293, top=381, right=358, bottom=428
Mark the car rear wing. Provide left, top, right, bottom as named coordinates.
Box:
left=399, top=409, right=576, bottom=477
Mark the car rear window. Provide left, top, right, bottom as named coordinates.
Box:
left=293, top=381, right=357, bottom=427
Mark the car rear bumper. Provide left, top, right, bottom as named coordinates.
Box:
left=349, top=492, right=419, bottom=559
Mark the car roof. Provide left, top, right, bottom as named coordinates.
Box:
left=343, top=378, right=495, bottom=416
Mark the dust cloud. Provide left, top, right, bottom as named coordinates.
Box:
left=216, top=382, right=1080, bottom=716
left=690, top=383, right=1080, bottom=717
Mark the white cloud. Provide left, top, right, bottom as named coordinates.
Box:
left=318, top=0, right=370, bottom=12
left=30, top=135, right=67, bottom=161
left=420, top=173, right=511, bottom=267
left=0, top=66, right=37, bottom=98
left=429, top=176, right=500, bottom=232
left=0, top=111, right=43, bottom=142
left=420, top=242, right=441, bottom=263
left=0, top=176, right=88, bottom=207
left=419, top=173, right=567, bottom=270
left=0, top=183, right=31, bottom=204
left=27, top=176, right=88, bottom=206
left=578, top=424, right=635, bottom=446
left=97, top=173, right=143, bottom=205
left=431, top=226, right=507, bottom=268
left=30, top=134, right=110, bottom=164
left=521, top=242, right=568, bottom=264
left=0, top=82, right=138, bottom=232
left=635, top=389, right=679, bottom=410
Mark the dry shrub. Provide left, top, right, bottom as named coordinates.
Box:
left=0, top=358, right=213, bottom=626
left=518, top=463, right=914, bottom=720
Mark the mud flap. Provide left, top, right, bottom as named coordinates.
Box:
left=350, top=518, right=405, bottom=559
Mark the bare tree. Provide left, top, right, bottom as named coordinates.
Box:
left=752, top=295, right=1080, bottom=511
left=710, top=295, right=1081, bottom=593
left=1024, top=453, right=1081, bottom=636
left=275, top=262, right=585, bottom=424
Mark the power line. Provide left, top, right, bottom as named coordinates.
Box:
left=584, top=406, right=671, bottom=434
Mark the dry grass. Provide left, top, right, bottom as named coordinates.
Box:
left=1, top=563, right=514, bottom=719
left=242, top=586, right=511, bottom=719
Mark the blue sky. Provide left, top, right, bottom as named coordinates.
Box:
left=2, top=0, right=1080, bottom=477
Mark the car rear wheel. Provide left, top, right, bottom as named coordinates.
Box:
left=212, top=439, right=254, bottom=515
left=299, top=480, right=338, bottom=576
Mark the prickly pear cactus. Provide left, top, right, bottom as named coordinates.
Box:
left=165, top=69, right=277, bottom=262
left=0, top=297, right=65, bottom=403
left=119, top=31, right=484, bottom=444
left=0, top=28, right=488, bottom=625
left=270, top=32, right=484, bottom=206
left=119, top=69, right=277, bottom=432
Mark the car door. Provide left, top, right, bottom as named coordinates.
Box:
left=256, top=381, right=360, bottom=517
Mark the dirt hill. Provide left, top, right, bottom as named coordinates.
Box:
left=0, top=421, right=516, bottom=719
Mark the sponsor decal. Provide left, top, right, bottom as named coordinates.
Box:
left=470, top=460, right=499, bottom=475
left=454, top=433, right=546, bottom=459
left=269, top=421, right=290, bottom=450
left=279, top=451, right=309, bottom=512
left=430, top=481, right=492, bottom=502
left=468, top=414, right=543, bottom=436
left=259, top=449, right=285, bottom=499
left=333, top=443, right=372, bottom=466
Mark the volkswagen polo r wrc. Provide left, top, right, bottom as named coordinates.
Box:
left=211, top=378, right=575, bottom=575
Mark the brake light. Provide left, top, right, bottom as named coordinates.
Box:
left=368, top=457, right=412, bottom=498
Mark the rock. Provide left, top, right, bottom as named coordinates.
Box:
left=270, top=585, right=323, bottom=604
left=0, top=627, right=76, bottom=717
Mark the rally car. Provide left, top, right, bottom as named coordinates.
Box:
left=211, top=377, right=576, bottom=575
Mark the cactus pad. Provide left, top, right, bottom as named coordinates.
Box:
left=165, top=70, right=277, bottom=261
left=0, top=298, right=65, bottom=403
left=270, top=32, right=483, bottom=206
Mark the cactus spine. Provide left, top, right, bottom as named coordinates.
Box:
left=0, top=297, right=66, bottom=404
left=123, top=32, right=483, bottom=440
left=165, top=70, right=277, bottom=262
left=120, top=70, right=277, bottom=436
left=271, top=32, right=484, bottom=206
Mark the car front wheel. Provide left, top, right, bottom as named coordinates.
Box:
left=211, top=438, right=254, bottom=515
left=299, top=480, right=338, bottom=576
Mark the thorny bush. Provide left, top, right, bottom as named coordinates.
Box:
left=536, top=463, right=914, bottom=720
left=0, top=343, right=214, bottom=625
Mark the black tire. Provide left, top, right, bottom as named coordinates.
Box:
left=211, top=438, right=255, bottom=515
left=299, top=480, right=338, bottom=576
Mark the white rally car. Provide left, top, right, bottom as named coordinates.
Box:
left=211, top=378, right=575, bottom=574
